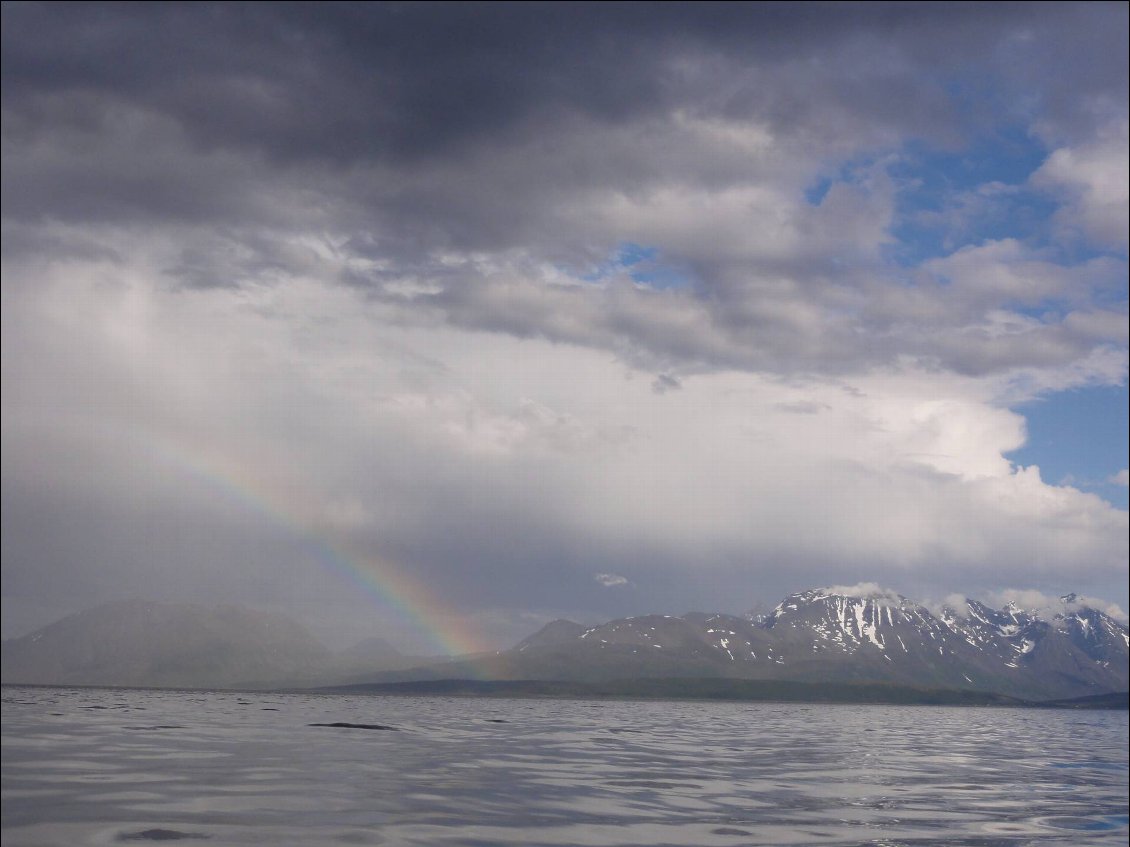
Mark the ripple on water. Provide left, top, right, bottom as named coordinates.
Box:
left=2, top=688, right=1127, bottom=847
left=1036, top=813, right=1130, bottom=832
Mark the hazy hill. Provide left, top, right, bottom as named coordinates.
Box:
left=3, top=600, right=341, bottom=689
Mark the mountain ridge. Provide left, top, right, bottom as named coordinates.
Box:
left=363, top=587, right=1128, bottom=701
left=3, top=588, right=1126, bottom=699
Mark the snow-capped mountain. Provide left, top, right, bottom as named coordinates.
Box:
left=496, top=587, right=1128, bottom=700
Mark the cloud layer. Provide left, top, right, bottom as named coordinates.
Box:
left=2, top=3, right=1126, bottom=648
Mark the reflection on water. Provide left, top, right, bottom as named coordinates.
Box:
left=2, top=686, right=1127, bottom=846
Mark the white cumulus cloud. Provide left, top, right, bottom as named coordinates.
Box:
left=594, top=573, right=630, bottom=588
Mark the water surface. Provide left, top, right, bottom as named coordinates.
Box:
left=2, top=686, right=1127, bottom=846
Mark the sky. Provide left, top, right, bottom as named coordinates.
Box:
left=2, top=2, right=1127, bottom=653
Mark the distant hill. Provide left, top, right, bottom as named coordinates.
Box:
left=0, top=600, right=426, bottom=689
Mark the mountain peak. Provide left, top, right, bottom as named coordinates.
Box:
left=770, top=585, right=911, bottom=617
left=810, top=584, right=907, bottom=603
left=514, top=619, right=586, bottom=652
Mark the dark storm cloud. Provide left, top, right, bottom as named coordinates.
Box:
left=5, top=2, right=1120, bottom=223
left=2, top=2, right=1125, bottom=382
left=0, top=3, right=1004, bottom=166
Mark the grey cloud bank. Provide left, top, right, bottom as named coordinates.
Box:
left=2, top=2, right=1126, bottom=650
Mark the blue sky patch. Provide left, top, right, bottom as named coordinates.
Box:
left=583, top=242, right=694, bottom=290
left=1008, top=384, right=1130, bottom=509
left=885, top=131, right=1060, bottom=266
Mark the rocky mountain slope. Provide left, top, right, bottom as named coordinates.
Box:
left=379, top=588, right=1128, bottom=701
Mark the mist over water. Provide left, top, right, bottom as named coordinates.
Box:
left=2, top=686, right=1127, bottom=846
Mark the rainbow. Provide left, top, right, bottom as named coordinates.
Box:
left=133, top=429, right=490, bottom=659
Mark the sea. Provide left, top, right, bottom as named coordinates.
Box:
left=2, top=686, right=1127, bottom=846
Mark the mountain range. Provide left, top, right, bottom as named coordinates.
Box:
left=478, top=588, right=1128, bottom=701
left=3, top=588, right=1127, bottom=701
